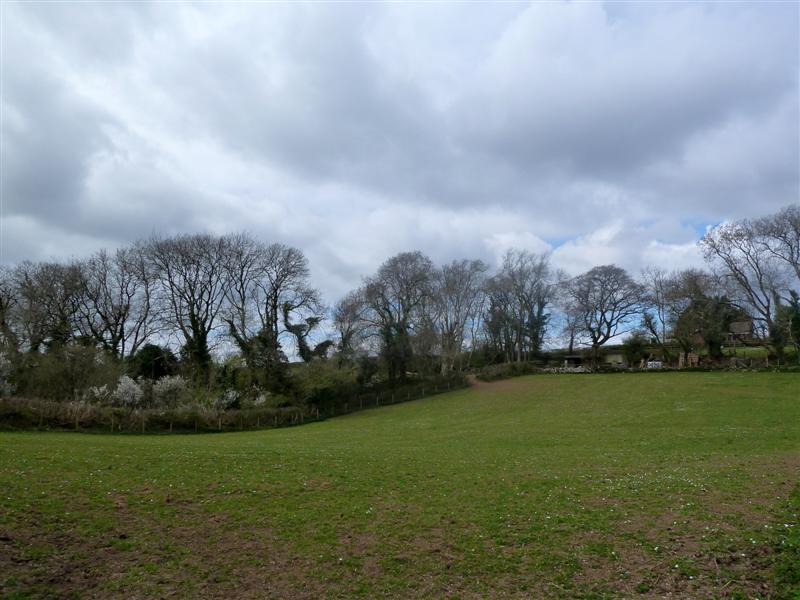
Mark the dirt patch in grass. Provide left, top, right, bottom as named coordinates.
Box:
left=569, top=453, right=800, bottom=598
left=0, top=505, right=333, bottom=599
left=468, top=375, right=532, bottom=393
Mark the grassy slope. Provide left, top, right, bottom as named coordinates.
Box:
left=1, top=373, right=799, bottom=599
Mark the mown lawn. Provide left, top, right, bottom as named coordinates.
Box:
left=1, top=373, right=799, bottom=599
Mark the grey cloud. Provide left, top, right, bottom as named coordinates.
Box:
left=1, top=1, right=797, bottom=301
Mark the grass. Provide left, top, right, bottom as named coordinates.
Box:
left=1, top=372, right=799, bottom=598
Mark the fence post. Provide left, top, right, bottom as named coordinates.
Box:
left=141, top=414, right=145, bottom=434
left=376, top=394, right=380, bottom=406
left=218, top=415, right=221, bottom=431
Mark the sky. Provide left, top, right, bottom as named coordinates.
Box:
left=2, top=1, right=798, bottom=303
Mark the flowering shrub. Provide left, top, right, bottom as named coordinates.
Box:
left=113, top=375, right=144, bottom=408
left=85, top=384, right=112, bottom=405
left=214, top=389, right=239, bottom=411
left=152, top=375, right=188, bottom=408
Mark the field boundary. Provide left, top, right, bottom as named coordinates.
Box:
left=0, top=376, right=469, bottom=434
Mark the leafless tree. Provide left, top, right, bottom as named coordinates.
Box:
left=363, top=251, right=434, bottom=383
left=753, top=204, right=800, bottom=286
left=0, top=267, right=20, bottom=356
left=701, top=220, right=790, bottom=358
left=554, top=293, right=585, bottom=355
left=640, top=267, right=674, bottom=362
left=145, top=233, right=232, bottom=383
left=432, top=259, right=488, bottom=374
left=12, top=261, right=84, bottom=353
left=222, top=237, right=322, bottom=365
left=332, top=288, right=370, bottom=367
left=75, top=245, right=155, bottom=359
left=483, top=251, right=553, bottom=363
left=563, top=265, right=645, bottom=367
left=220, top=233, right=270, bottom=366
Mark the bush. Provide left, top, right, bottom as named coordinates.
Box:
left=152, top=375, right=189, bottom=409
left=214, top=389, right=240, bottom=411
left=113, top=376, right=144, bottom=408
left=84, top=384, right=113, bottom=405
left=476, top=362, right=543, bottom=382
left=15, top=346, right=123, bottom=402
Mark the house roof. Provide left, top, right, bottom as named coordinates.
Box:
left=729, top=320, right=753, bottom=335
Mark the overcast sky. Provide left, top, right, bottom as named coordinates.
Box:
left=2, top=1, right=798, bottom=302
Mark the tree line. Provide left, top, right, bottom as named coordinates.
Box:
left=0, top=204, right=798, bottom=412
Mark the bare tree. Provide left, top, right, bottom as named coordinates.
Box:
left=76, top=245, right=155, bottom=359
left=640, top=267, right=674, bottom=362
left=483, top=251, right=553, bottom=363
left=554, top=295, right=584, bottom=355
left=222, top=237, right=323, bottom=366
left=433, top=259, right=488, bottom=374
left=563, top=265, right=644, bottom=367
left=363, top=251, right=434, bottom=383
left=145, top=234, right=232, bottom=383
left=12, top=261, right=84, bottom=353
left=257, top=243, right=322, bottom=360
left=332, top=288, right=369, bottom=367
left=754, top=204, right=800, bottom=285
left=221, top=233, right=271, bottom=366
left=0, top=267, right=20, bottom=356
left=701, top=220, right=790, bottom=359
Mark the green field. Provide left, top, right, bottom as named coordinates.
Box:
left=2, top=373, right=799, bottom=599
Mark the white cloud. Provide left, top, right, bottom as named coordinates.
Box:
left=1, top=1, right=797, bottom=301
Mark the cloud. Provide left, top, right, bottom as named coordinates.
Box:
left=1, top=1, right=797, bottom=301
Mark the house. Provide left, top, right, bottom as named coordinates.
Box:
left=603, top=352, right=626, bottom=368
left=726, top=320, right=754, bottom=343
left=563, top=355, right=585, bottom=368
